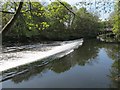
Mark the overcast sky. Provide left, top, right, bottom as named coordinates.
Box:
left=41, top=0, right=114, bottom=21
left=1, top=0, right=115, bottom=20
left=40, top=0, right=115, bottom=20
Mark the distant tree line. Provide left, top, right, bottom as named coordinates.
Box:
left=1, top=0, right=119, bottom=41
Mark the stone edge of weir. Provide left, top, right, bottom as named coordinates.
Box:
left=0, top=39, right=83, bottom=73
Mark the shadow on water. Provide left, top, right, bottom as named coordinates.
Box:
left=104, top=44, right=120, bottom=88
left=1, top=39, right=120, bottom=88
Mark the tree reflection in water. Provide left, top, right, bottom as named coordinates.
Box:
left=50, top=39, right=100, bottom=73
left=105, top=44, right=120, bottom=88
left=2, top=39, right=100, bottom=83
left=2, top=39, right=119, bottom=88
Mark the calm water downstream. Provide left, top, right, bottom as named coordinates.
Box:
left=1, top=39, right=119, bottom=88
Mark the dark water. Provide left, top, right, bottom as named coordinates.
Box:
left=2, top=39, right=120, bottom=88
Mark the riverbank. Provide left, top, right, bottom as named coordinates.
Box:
left=97, top=33, right=120, bottom=43
left=2, top=35, right=83, bottom=47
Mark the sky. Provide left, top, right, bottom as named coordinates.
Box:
left=1, top=0, right=115, bottom=20
left=40, top=0, right=115, bottom=20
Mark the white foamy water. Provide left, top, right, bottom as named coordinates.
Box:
left=0, top=39, right=83, bottom=72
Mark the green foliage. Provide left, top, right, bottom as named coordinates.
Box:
left=22, top=2, right=49, bottom=32
left=112, top=0, right=120, bottom=39
left=2, top=2, right=14, bottom=27
left=2, top=1, right=101, bottom=40
left=72, top=8, right=100, bottom=37
left=46, top=1, right=72, bottom=31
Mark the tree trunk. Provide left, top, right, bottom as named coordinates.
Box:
left=1, top=0, right=24, bottom=35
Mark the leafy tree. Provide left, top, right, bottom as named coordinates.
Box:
left=2, top=2, right=49, bottom=37
left=46, top=1, right=72, bottom=31
left=1, top=1, right=24, bottom=35
left=1, top=0, right=102, bottom=41
left=113, top=0, right=120, bottom=39
left=108, top=12, right=115, bottom=28
left=16, top=2, right=49, bottom=37
left=23, top=2, right=49, bottom=31
left=72, top=8, right=100, bottom=38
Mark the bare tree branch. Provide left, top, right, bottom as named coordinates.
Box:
left=28, top=0, right=33, bottom=16
left=1, top=0, right=24, bottom=35
left=57, top=0, right=75, bottom=16
left=57, top=0, right=76, bottom=27
left=0, top=11, right=15, bottom=14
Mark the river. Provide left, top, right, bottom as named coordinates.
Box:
left=1, top=39, right=119, bottom=88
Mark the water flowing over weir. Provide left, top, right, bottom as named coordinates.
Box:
left=0, top=39, right=83, bottom=73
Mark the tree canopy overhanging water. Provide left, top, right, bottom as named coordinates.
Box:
left=1, top=0, right=120, bottom=42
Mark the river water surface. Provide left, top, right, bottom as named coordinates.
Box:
left=1, top=39, right=119, bottom=88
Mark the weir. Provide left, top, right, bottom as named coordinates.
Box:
left=0, top=39, right=83, bottom=72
